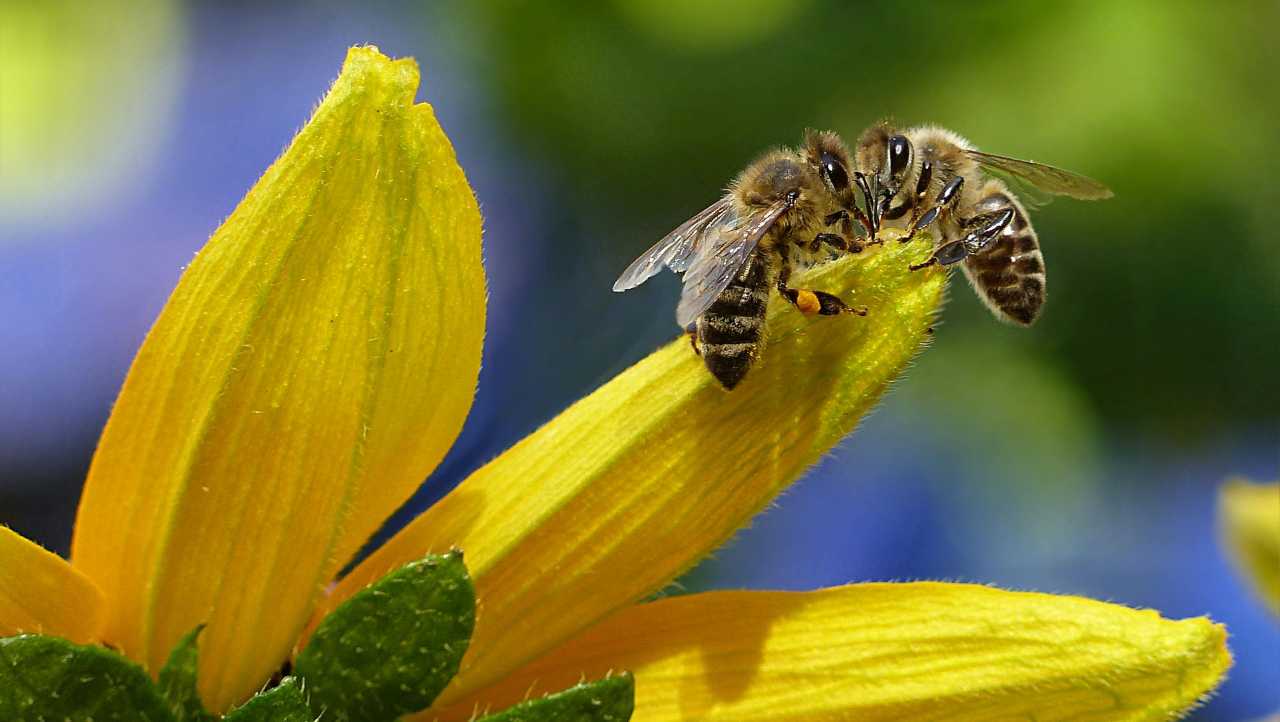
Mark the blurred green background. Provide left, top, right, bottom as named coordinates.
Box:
left=2, top=1, right=1277, bottom=718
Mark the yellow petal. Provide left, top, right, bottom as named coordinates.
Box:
left=429, top=583, right=1231, bottom=722
left=70, top=46, right=483, bottom=711
left=326, top=231, right=945, bottom=705
left=1219, top=479, right=1280, bottom=615
left=0, top=525, right=104, bottom=643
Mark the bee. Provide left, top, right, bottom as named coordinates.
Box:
left=613, top=130, right=870, bottom=390
left=854, top=123, right=1112, bottom=324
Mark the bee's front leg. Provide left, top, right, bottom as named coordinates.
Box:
left=901, top=175, right=965, bottom=245
left=807, top=232, right=863, bottom=255
left=823, top=209, right=872, bottom=247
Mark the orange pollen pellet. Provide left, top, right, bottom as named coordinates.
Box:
left=796, top=289, right=821, bottom=316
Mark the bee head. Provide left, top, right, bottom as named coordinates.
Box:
left=738, top=152, right=810, bottom=208
left=855, top=122, right=893, bottom=182
left=803, top=129, right=853, bottom=197
left=855, top=121, right=913, bottom=229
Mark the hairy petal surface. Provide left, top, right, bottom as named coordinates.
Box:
left=326, top=232, right=945, bottom=705
left=70, top=46, right=484, bottom=711
left=0, top=526, right=104, bottom=643
left=431, top=583, right=1230, bottom=722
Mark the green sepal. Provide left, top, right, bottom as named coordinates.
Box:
left=0, top=634, right=174, bottom=721
left=157, top=625, right=215, bottom=722
left=222, top=677, right=312, bottom=722
left=477, top=674, right=635, bottom=722
left=294, top=550, right=476, bottom=722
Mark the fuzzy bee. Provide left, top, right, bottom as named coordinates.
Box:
left=854, top=123, right=1113, bottom=324
left=613, top=130, right=869, bottom=390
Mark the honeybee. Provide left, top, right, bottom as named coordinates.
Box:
left=613, top=130, right=869, bottom=389
left=854, top=123, right=1112, bottom=324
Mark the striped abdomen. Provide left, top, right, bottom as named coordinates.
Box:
left=962, top=186, right=1045, bottom=325
left=696, top=250, right=774, bottom=389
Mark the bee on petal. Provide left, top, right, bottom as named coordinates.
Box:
left=613, top=131, right=870, bottom=390
left=855, top=123, right=1113, bottom=325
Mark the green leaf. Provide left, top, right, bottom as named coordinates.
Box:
left=294, top=551, right=475, bottom=722
left=0, top=634, right=174, bottom=721
left=222, top=677, right=312, bottom=722
left=157, top=625, right=215, bottom=722
left=477, top=674, right=635, bottom=722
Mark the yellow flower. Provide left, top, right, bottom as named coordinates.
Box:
left=1220, top=479, right=1280, bottom=615
left=0, top=46, right=1230, bottom=720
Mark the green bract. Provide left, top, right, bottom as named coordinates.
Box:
left=158, top=626, right=215, bottom=722
left=221, top=678, right=311, bottom=722
left=0, top=553, right=635, bottom=722
left=0, top=635, right=172, bottom=721
left=475, top=675, right=635, bottom=722
left=294, top=551, right=476, bottom=721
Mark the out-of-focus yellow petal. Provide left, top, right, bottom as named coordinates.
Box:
left=326, top=231, right=945, bottom=706
left=0, top=0, right=183, bottom=229
left=430, top=583, right=1230, bottom=722
left=0, top=525, right=104, bottom=643
left=70, top=46, right=483, bottom=712
left=1220, top=479, right=1280, bottom=615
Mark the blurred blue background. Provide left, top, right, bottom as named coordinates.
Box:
left=2, top=1, right=1276, bottom=717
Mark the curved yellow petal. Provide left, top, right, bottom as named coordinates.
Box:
left=430, top=583, right=1230, bottom=722
left=0, top=525, right=104, bottom=643
left=326, top=231, right=945, bottom=705
left=70, top=46, right=483, bottom=711
left=1220, top=479, right=1280, bottom=615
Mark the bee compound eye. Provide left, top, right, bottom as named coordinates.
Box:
left=819, top=152, right=850, bottom=191
left=887, top=135, right=912, bottom=178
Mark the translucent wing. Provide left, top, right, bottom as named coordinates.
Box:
left=674, top=200, right=789, bottom=327
left=975, top=165, right=1055, bottom=211
left=612, top=197, right=735, bottom=292
left=965, top=149, right=1113, bottom=200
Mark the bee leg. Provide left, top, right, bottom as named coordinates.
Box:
left=822, top=210, right=858, bottom=242
left=685, top=324, right=701, bottom=356
left=777, top=246, right=867, bottom=316
left=826, top=206, right=872, bottom=240
left=898, top=157, right=935, bottom=237
left=823, top=209, right=849, bottom=228
left=811, top=291, right=868, bottom=316
left=909, top=208, right=1015, bottom=271
left=881, top=199, right=912, bottom=225
left=901, top=175, right=965, bottom=245
left=776, top=247, right=820, bottom=315
left=902, top=206, right=942, bottom=244
left=809, top=232, right=862, bottom=255
left=908, top=241, right=966, bottom=271
left=841, top=213, right=868, bottom=244
left=821, top=214, right=870, bottom=253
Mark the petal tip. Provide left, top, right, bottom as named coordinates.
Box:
left=341, top=45, right=421, bottom=100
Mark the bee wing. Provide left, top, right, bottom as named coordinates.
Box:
left=965, top=149, right=1114, bottom=200
left=612, top=197, right=735, bottom=292
left=975, top=166, right=1055, bottom=211
left=674, top=200, right=788, bottom=328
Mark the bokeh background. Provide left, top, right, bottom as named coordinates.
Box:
left=2, top=1, right=1277, bottom=717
